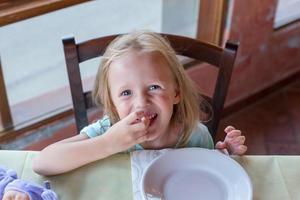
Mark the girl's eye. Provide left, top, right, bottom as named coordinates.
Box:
left=149, top=85, right=161, bottom=91
left=120, top=90, right=131, bottom=96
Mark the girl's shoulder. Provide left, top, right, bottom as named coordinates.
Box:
left=186, top=122, right=214, bottom=149
left=80, top=115, right=111, bottom=138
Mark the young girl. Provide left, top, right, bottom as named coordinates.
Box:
left=33, top=31, right=247, bottom=176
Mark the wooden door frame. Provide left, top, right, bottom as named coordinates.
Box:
left=197, top=0, right=230, bottom=45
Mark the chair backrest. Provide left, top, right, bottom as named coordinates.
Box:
left=62, top=33, right=238, bottom=140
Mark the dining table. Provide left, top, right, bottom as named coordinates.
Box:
left=0, top=149, right=299, bottom=200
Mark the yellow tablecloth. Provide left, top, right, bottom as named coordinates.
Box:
left=0, top=150, right=300, bottom=200
left=234, top=156, right=300, bottom=200
left=0, top=151, right=132, bottom=200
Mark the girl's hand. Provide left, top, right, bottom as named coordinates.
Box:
left=104, top=111, right=150, bottom=154
left=2, top=190, right=30, bottom=200
left=215, top=126, right=247, bottom=155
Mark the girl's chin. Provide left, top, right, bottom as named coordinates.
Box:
left=145, top=130, right=161, bottom=141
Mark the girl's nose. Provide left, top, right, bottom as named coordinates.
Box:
left=135, top=93, right=150, bottom=109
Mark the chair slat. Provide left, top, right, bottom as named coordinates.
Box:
left=77, top=35, right=118, bottom=62
left=77, top=34, right=223, bottom=66
left=63, top=37, right=88, bottom=132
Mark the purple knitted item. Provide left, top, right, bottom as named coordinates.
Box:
left=4, top=179, right=58, bottom=200
left=0, top=166, right=17, bottom=199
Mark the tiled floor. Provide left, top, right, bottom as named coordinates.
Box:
left=25, top=79, right=300, bottom=155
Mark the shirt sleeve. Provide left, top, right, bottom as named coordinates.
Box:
left=80, top=115, right=111, bottom=138
left=186, top=122, right=214, bottom=149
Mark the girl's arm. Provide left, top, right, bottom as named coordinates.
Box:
left=32, top=111, right=150, bottom=176
left=32, top=133, right=114, bottom=176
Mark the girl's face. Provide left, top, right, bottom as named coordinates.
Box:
left=108, top=50, right=180, bottom=142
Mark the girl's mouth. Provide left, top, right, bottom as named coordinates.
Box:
left=132, top=111, right=158, bottom=126
left=147, top=113, right=158, bottom=126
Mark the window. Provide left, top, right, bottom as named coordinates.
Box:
left=274, top=0, right=300, bottom=29
left=0, top=0, right=200, bottom=131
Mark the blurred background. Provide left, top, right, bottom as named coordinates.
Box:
left=0, top=0, right=299, bottom=154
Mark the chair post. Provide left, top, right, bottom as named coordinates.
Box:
left=209, top=41, right=239, bottom=139
left=62, top=37, right=88, bottom=133
left=0, top=57, right=13, bottom=131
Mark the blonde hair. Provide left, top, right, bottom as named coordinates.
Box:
left=93, top=31, right=203, bottom=146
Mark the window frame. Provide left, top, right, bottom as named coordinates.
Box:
left=0, top=0, right=89, bottom=26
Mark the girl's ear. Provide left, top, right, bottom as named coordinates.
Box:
left=173, top=89, right=180, bottom=104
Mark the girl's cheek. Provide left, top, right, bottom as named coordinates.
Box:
left=116, top=104, right=132, bottom=119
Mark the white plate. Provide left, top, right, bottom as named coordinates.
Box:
left=141, top=148, right=252, bottom=200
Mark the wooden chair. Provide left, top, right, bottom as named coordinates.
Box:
left=62, top=33, right=238, bottom=140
